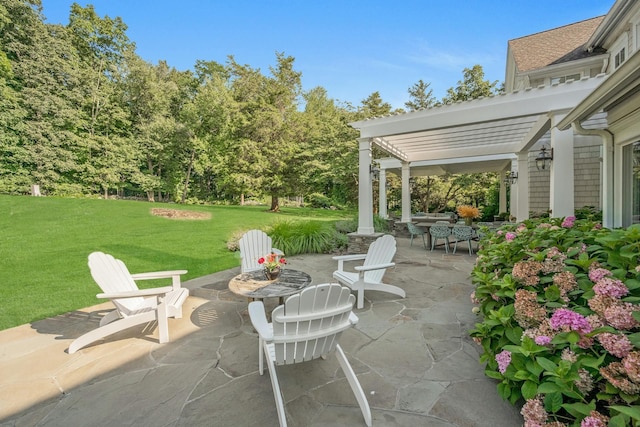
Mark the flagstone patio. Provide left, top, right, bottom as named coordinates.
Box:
left=0, top=237, right=523, bottom=426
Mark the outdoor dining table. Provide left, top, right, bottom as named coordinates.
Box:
left=228, top=268, right=312, bottom=304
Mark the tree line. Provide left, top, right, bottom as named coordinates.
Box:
left=1, top=0, right=501, bottom=212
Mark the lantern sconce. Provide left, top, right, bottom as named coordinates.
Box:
left=536, top=145, right=554, bottom=171
left=504, top=171, right=518, bottom=185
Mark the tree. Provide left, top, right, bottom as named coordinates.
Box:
left=405, top=79, right=436, bottom=111
left=1, top=0, right=87, bottom=194
left=300, top=87, right=359, bottom=204
left=226, top=52, right=304, bottom=211
left=441, top=64, right=500, bottom=104
left=68, top=4, right=135, bottom=197
left=358, top=91, right=393, bottom=118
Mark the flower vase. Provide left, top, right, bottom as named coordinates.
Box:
left=464, top=217, right=473, bottom=226
left=265, top=268, right=280, bottom=280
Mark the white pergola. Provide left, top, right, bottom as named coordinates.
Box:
left=350, top=74, right=607, bottom=235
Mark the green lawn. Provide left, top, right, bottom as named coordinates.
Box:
left=0, top=195, right=353, bottom=330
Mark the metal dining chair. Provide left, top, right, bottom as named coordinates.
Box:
left=429, top=224, right=451, bottom=252
left=406, top=222, right=427, bottom=248
left=452, top=225, right=474, bottom=255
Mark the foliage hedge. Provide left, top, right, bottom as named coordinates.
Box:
left=471, top=217, right=640, bottom=426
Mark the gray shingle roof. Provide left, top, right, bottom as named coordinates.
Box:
left=509, top=16, right=605, bottom=73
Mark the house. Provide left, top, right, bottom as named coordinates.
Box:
left=349, top=0, right=639, bottom=236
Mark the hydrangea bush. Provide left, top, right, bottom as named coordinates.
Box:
left=470, top=217, right=640, bottom=426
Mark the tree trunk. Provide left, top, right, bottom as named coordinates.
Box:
left=146, top=191, right=155, bottom=202
left=270, top=195, right=280, bottom=212
left=181, top=149, right=196, bottom=204
left=240, top=193, right=245, bottom=206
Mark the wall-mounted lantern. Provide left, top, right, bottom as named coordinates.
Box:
left=536, top=145, right=554, bottom=171
left=504, top=171, right=518, bottom=185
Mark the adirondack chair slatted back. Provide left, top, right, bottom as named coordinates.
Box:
left=362, top=234, right=396, bottom=284
left=271, top=283, right=355, bottom=366
left=88, top=252, right=144, bottom=315
left=239, top=230, right=274, bottom=273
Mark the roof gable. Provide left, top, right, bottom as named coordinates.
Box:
left=509, top=16, right=605, bottom=73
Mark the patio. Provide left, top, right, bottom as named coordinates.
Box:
left=0, top=237, right=523, bottom=426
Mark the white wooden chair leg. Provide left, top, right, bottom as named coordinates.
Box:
left=157, top=301, right=169, bottom=344
left=259, top=338, right=264, bottom=375
left=266, top=353, right=287, bottom=427
left=335, top=344, right=372, bottom=427
left=69, top=311, right=156, bottom=354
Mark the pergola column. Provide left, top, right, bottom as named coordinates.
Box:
left=499, top=168, right=508, bottom=214
left=550, top=113, right=574, bottom=218
left=357, top=138, right=375, bottom=235
left=401, top=162, right=411, bottom=223
left=378, top=168, right=387, bottom=219
left=515, top=152, right=529, bottom=221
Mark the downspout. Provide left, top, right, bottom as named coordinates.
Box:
left=570, top=121, right=614, bottom=228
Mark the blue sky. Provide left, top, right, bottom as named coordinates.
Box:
left=40, top=0, right=612, bottom=110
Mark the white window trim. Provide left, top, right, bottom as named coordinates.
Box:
left=610, top=32, right=629, bottom=71
left=631, top=8, right=640, bottom=52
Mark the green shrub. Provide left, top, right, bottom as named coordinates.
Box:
left=335, top=218, right=358, bottom=234
left=471, top=217, right=640, bottom=426
left=268, top=220, right=336, bottom=255
left=306, top=193, right=332, bottom=209
left=575, top=206, right=602, bottom=222
left=373, top=214, right=390, bottom=232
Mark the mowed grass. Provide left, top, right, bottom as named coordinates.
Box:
left=0, top=195, right=353, bottom=330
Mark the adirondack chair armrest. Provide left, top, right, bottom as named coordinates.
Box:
left=248, top=301, right=273, bottom=340
left=96, top=285, right=174, bottom=299
left=332, top=254, right=367, bottom=271
left=131, top=270, right=187, bottom=290
left=354, top=262, right=395, bottom=272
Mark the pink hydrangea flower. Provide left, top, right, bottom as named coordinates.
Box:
left=593, top=277, right=629, bottom=299
left=495, top=350, right=511, bottom=374
left=561, top=215, right=576, bottom=228
left=589, top=267, right=612, bottom=283
left=505, top=232, right=516, bottom=241
left=604, top=303, right=640, bottom=330
left=581, top=411, right=609, bottom=427
left=598, top=332, right=633, bottom=358
left=550, top=308, right=592, bottom=334
left=534, top=336, right=552, bottom=346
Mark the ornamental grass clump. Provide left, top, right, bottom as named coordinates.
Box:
left=470, top=217, right=640, bottom=426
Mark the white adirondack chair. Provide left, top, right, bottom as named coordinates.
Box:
left=68, top=252, right=189, bottom=354
left=332, top=234, right=404, bottom=309
left=249, top=283, right=372, bottom=427
left=238, top=229, right=283, bottom=273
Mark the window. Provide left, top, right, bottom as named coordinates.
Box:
left=615, top=47, right=626, bottom=68
left=550, top=73, right=581, bottom=85
left=611, top=33, right=629, bottom=70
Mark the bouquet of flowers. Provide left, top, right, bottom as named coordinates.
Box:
left=258, top=252, right=286, bottom=273
left=456, top=205, right=480, bottom=219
